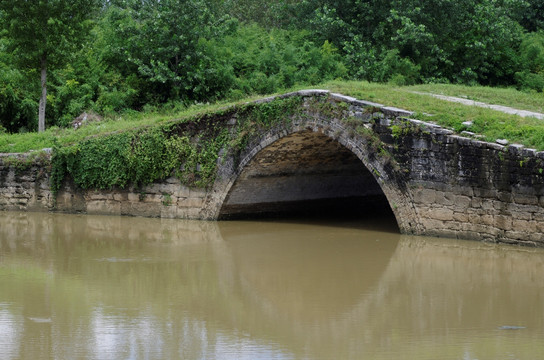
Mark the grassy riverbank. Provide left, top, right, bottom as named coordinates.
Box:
left=1, top=81, right=544, bottom=153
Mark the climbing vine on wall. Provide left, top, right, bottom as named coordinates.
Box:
left=50, top=95, right=305, bottom=196
left=232, top=96, right=305, bottom=150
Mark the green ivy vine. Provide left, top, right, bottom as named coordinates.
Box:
left=50, top=95, right=305, bottom=198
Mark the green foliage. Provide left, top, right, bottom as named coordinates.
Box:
left=0, top=37, right=37, bottom=132
left=49, top=96, right=303, bottom=194
left=0, top=0, right=98, bottom=69
left=516, top=0, right=544, bottom=32
left=97, top=0, right=236, bottom=104
left=380, top=49, right=421, bottom=85
left=306, top=0, right=524, bottom=85
left=515, top=32, right=544, bottom=92
left=161, top=193, right=172, bottom=206
left=0, top=0, right=99, bottom=131
left=222, top=0, right=302, bottom=28
left=63, top=134, right=133, bottom=189
left=1, top=0, right=544, bottom=135
left=0, top=66, right=37, bottom=132
left=212, top=24, right=347, bottom=97
left=515, top=71, right=544, bottom=93
left=390, top=121, right=414, bottom=139
left=50, top=130, right=164, bottom=193
left=0, top=10, right=346, bottom=134
left=52, top=127, right=209, bottom=191
left=519, top=32, right=544, bottom=74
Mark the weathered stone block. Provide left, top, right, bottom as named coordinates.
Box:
left=86, top=192, right=113, bottom=201
left=480, top=215, right=494, bottom=226
left=533, top=209, right=544, bottom=220
left=528, top=232, right=544, bottom=244
left=418, top=217, right=444, bottom=230
left=413, top=188, right=436, bottom=204
left=494, top=215, right=513, bottom=231
left=430, top=208, right=454, bottom=221
left=504, top=230, right=530, bottom=242
left=514, top=194, right=539, bottom=205
left=144, top=194, right=163, bottom=203
left=177, top=207, right=203, bottom=219
left=497, top=192, right=513, bottom=202
left=473, top=188, right=497, bottom=198
left=189, top=189, right=207, bottom=199
left=121, top=201, right=160, bottom=217
left=481, top=200, right=495, bottom=211
left=435, top=192, right=454, bottom=206
left=165, top=176, right=180, bottom=184
left=470, top=197, right=482, bottom=208
left=459, top=222, right=482, bottom=234
left=127, top=193, right=141, bottom=202
left=160, top=205, right=178, bottom=219
left=512, top=219, right=537, bottom=232
left=87, top=200, right=121, bottom=215
left=178, top=197, right=204, bottom=208
left=453, top=212, right=470, bottom=222
left=113, top=193, right=126, bottom=202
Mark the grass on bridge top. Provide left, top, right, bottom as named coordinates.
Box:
left=1, top=80, right=544, bottom=153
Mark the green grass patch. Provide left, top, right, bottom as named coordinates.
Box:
left=1, top=81, right=544, bottom=154
left=319, top=80, right=544, bottom=150
left=406, top=83, right=544, bottom=113
left=0, top=98, right=261, bottom=154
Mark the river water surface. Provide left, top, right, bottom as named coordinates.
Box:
left=1, top=211, right=543, bottom=359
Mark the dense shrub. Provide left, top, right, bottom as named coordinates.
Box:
left=0, top=66, right=37, bottom=132
left=515, top=32, right=544, bottom=92
left=219, top=25, right=347, bottom=96
left=306, top=0, right=524, bottom=85
left=43, top=22, right=347, bottom=127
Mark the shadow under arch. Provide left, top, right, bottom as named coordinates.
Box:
left=210, top=120, right=420, bottom=233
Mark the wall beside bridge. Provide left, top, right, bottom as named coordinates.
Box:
left=1, top=90, right=543, bottom=246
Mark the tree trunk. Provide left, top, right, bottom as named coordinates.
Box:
left=38, top=55, right=47, bottom=132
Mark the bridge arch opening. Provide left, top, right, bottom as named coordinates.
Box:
left=218, top=130, right=399, bottom=230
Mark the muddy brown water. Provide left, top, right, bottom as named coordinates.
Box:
left=1, top=212, right=543, bottom=359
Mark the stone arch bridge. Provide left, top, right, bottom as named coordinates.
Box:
left=1, top=90, right=544, bottom=246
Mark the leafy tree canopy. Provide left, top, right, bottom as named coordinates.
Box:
left=0, top=0, right=543, bottom=134
left=0, top=0, right=98, bottom=131
left=97, top=0, right=237, bottom=102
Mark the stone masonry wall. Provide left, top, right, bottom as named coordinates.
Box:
left=0, top=155, right=207, bottom=219
left=1, top=90, right=543, bottom=246
left=403, top=123, right=544, bottom=246
left=0, top=153, right=53, bottom=212
left=54, top=177, right=208, bottom=219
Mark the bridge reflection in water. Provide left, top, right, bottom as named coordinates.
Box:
left=1, top=212, right=543, bottom=359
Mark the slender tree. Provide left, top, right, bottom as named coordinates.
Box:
left=0, top=0, right=97, bottom=132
